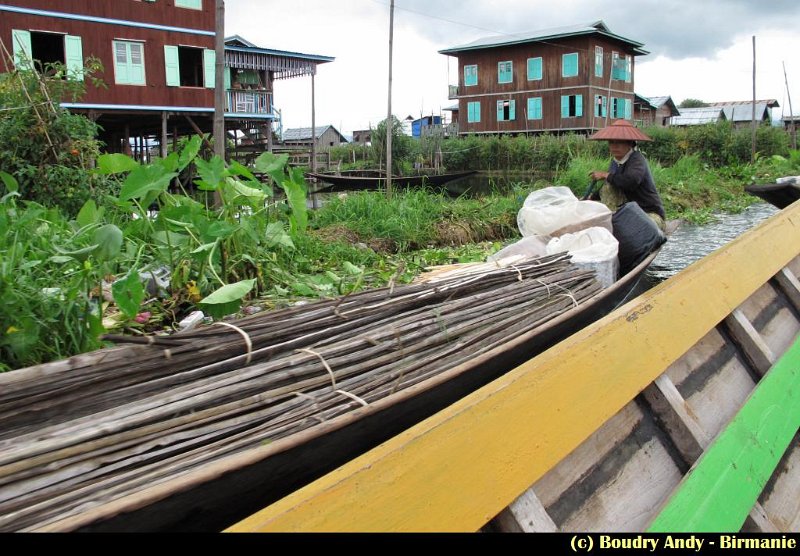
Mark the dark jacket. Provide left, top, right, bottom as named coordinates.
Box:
left=607, top=150, right=666, bottom=220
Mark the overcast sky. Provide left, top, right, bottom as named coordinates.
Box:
left=225, top=0, right=800, bottom=135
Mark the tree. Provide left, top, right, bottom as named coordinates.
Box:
left=679, top=98, right=708, bottom=108
left=371, top=116, right=412, bottom=175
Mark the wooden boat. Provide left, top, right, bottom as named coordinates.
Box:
left=306, top=170, right=477, bottom=192
left=2, top=238, right=666, bottom=532
left=745, top=180, right=800, bottom=209
left=229, top=202, right=800, bottom=532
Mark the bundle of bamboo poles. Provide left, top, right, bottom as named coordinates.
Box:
left=0, top=253, right=601, bottom=531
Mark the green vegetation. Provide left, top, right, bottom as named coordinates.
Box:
left=1, top=63, right=798, bottom=371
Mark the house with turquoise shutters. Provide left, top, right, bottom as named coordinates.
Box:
left=0, top=2, right=333, bottom=159
left=439, top=21, right=647, bottom=136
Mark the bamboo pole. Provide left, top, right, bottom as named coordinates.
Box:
left=784, top=61, right=797, bottom=150
left=386, top=0, right=395, bottom=196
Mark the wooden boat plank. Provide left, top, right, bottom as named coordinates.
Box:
left=736, top=281, right=800, bottom=359
left=757, top=433, right=800, bottom=531
left=642, top=375, right=709, bottom=463
left=226, top=203, right=800, bottom=532
left=493, top=490, right=557, bottom=532
left=774, top=267, right=800, bottom=311
left=559, top=434, right=683, bottom=532
left=529, top=403, right=643, bottom=509
left=723, top=309, right=776, bottom=376
left=647, top=337, right=800, bottom=532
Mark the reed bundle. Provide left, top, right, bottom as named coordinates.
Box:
left=0, top=254, right=601, bottom=531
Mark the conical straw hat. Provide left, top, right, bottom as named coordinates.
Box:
left=589, top=119, right=652, bottom=142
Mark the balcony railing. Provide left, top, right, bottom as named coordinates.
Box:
left=225, top=89, right=274, bottom=116
left=448, top=84, right=459, bottom=99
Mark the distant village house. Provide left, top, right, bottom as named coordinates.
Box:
left=439, top=20, right=648, bottom=136
left=633, top=95, right=679, bottom=127
left=281, top=125, right=348, bottom=150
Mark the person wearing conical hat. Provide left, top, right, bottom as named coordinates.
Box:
left=588, top=120, right=666, bottom=232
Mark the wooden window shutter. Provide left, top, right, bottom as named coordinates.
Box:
left=497, top=100, right=504, bottom=122
left=164, top=45, right=180, bottom=86
left=576, top=95, right=583, bottom=117
left=203, top=49, right=215, bottom=88
left=64, top=35, right=84, bottom=81
left=12, top=29, right=32, bottom=69
left=561, top=95, right=569, bottom=118
left=509, top=100, right=516, bottom=120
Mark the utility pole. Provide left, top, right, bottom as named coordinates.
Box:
left=214, top=0, right=225, bottom=161
left=751, top=36, right=756, bottom=164
left=386, top=0, right=394, bottom=197
left=784, top=61, right=797, bottom=150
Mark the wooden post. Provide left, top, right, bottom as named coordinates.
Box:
left=751, top=35, right=756, bottom=164
left=160, top=111, right=168, bottom=158
left=213, top=0, right=226, bottom=162
left=385, top=0, right=394, bottom=196
left=784, top=61, right=797, bottom=150
left=311, top=71, right=316, bottom=174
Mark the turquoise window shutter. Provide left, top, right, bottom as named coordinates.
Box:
left=64, top=35, right=84, bottom=81
left=576, top=95, right=583, bottom=117
left=498, top=61, right=512, bottom=84
left=176, top=0, right=202, bottom=8
left=164, top=45, right=180, bottom=86
left=533, top=98, right=542, bottom=119
left=224, top=65, right=231, bottom=90
left=527, top=57, right=542, bottom=80
left=12, top=29, right=32, bottom=69
left=203, top=49, right=215, bottom=88
left=128, top=42, right=145, bottom=85
left=562, top=53, right=578, bottom=77
left=594, top=47, right=603, bottom=77
left=113, top=41, right=129, bottom=84
left=509, top=100, right=516, bottom=120
left=497, top=100, right=504, bottom=121
left=464, top=65, right=477, bottom=87
left=625, top=98, right=632, bottom=119
left=561, top=95, right=569, bottom=118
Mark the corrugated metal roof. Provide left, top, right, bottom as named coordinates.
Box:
left=712, top=102, right=773, bottom=123
left=439, top=20, right=648, bottom=56
left=638, top=95, right=680, bottom=116
left=670, top=107, right=725, bottom=126
left=224, top=36, right=334, bottom=63
left=283, top=125, right=348, bottom=142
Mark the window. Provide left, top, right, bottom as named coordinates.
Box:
left=562, top=53, right=578, bottom=77
left=498, top=61, right=512, bottom=84
left=611, top=97, right=632, bottom=119
left=12, top=29, right=84, bottom=80
left=496, top=99, right=515, bottom=122
left=612, top=52, right=631, bottom=81
left=526, top=57, right=542, bottom=81
left=164, top=45, right=215, bottom=87
left=113, top=40, right=146, bottom=85
left=467, top=101, right=481, bottom=123
left=175, top=0, right=202, bottom=9
left=561, top=94, right=583, bottom=118
left=594, top=46, right=603, bottom=77
left=464, top=64, right=477, bottom=87
left=594, top=95, right=607, bottom=118
left=527, top=97, right=542, bottom=120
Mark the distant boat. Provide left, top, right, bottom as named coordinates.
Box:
left=745, top=180, right=800, bottom=209
left=306, top=170, right=477, bottom=192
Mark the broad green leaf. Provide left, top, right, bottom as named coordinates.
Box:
left=151, top=230, right=189, bottom=247
left=228, top=160, right=257, bottom=181
left=199, top=279, right=256, bottom=305
left=227, top=177, right=267, bottom=200
left=76, top=199, right=98, bottom=228
left=112, top=270, right=146, bottom=318
left=206, top=221, right=237, bottom=239
left=324, top=271, right=341, bottom=283
left=291, top=282, right=316, bottom=296
left=281, top=175, right=308, bottom=233
left=119, top=164, right=177, bottom=201
left=93, top=224, right=123, bottom=262
left=178, top=135, right=202, bottom=171
left=96, top=153, right=139, bottom=175
left=194, top=156, right=227, bottom=191
left=264, top=222, right=294, bottom=249
left=53, top=244, right=99, bottom=260
left=254, top=152, right=289, bottom=176
left=48, top=255, right=75, bottom=264
left=157, top=152, right=180, bottom=173
left=0, top=170, right=19, bottom=193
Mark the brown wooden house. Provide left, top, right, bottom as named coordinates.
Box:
left=634, top=95, right=679, bottom=127
left=0, top=2, right=333, bottom=160
left=439, top=21, right=648, bottom=136
left=1, top=0, right=218, bottom=158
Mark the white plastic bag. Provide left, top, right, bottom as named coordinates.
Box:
left=487, top=235, right=549, bottom=266
left=546, top=227, right=619, bottom=288
left=517, top=186, right=612, bottom=237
